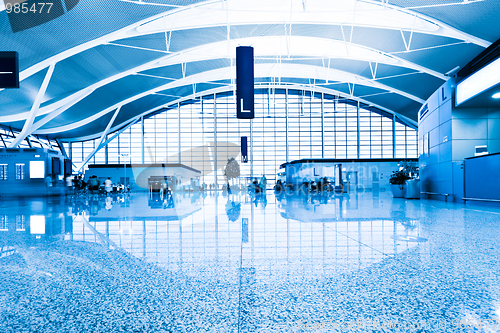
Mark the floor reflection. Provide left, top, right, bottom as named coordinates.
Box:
left=0, top=191, right=426, bottom=266
left=1, top=191, right=500, bottom=332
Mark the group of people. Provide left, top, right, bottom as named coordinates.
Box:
left=249, top=175, right=267, bottom=193
left=44, top=173, right=75, bottom=188
left=150, top=180, right=172, bottom=197
left=66, top=174, right=129, bottom=195
left=70, top=174, right=85, bottom=191
left=273, top=177, right=334, bottom=194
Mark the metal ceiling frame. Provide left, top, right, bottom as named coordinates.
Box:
left=130, top=0, right=490, bottom=47
left=14, top=0, right=489, bottom=84
left=1, top=35, right=445, bottom=124
left=1, top=0, right=494, bottom=142
left=32, top=62, right=423, bottom=135
left=8, top=64, right=55, bottom=148
left=61, top=80, right=418, bottom=143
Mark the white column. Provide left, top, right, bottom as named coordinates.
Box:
left=357, top=101, right=360, bottom=159
left=178, top=102, right=181, bottom=163
left=213, top=94, right=217, bottom=190
left=141, top=116, right=145, bottom=164
left=78, top=106, right=122, bottom=172
left=105, top=135, right=108, bottom=164
left=9, top=64, right=55, bottom=148
left=250, top=118, right=253, bottom=178
left=393, top=114, right=396, bottom=158
left=285, top=89, right=289, bottom=162
left=321, top=93, right=325, bottom=159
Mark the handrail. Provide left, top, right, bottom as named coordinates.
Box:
left=462, top=197, right=500, bottom=203
left=421, top=192, right=449, bottom=196
left=421, top=192, right=450, bottom=201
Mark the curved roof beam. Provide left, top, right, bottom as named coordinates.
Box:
left=15, top=1, right=211, bottom=81
left=16, top=0, right=489, bottom=85
left=152, top=36, right=447, bottom=80
left=130, top=0, right=490, bottom=46
left=2, top=35, right=440, bottom=123
left=66, top=83, right=417, bottom=142
left=34, top=62, right=423, bottom=135
left=0, top=88, right=96, bottom=123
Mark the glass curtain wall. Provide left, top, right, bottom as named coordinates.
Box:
left=67, top=89, right=418, bottom=187
left=0, top=126, right=65, bottom=151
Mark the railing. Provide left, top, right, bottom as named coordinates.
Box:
left=420, top=192, right=450, bottom=201
left=462, top=197, right=500, bottom=203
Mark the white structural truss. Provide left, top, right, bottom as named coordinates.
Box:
left=8, top=64, right=55, bottom=148
left=34, top=63, right=423, bottom=136
left=1, top=0, right=494, bottom=144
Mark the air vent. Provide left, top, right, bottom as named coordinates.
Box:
left=471, top=44, right=500, bottom=74
left=23, top=148, right=36, bottom=152
left=458, top=38, right=500, bottom=78
left=6, top=149, right=19, bottom=152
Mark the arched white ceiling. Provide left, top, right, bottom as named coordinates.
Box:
left=1, top=0, right=499, bottom=142
left=131, top=0, right=489, bottom=45
left=14, top=0, right=489, bottom=81
left=33, top=62, right=425, bottom=135
left=0, top=35, right=440, bottom=123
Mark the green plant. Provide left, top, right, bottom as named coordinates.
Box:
left=399, top=160, right=419, bottom=178
left=389, top=170, right=411, bottom=185
left=224, top=157, right=240, bottom=183
left=389, top=160, right=419, bottom=185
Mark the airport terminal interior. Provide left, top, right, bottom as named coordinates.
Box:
left=1, top=0, right=500, bottom=332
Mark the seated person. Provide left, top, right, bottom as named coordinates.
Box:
left=89, top=176, right=99, bottom=192
left=104, top=177, right=113, bottom=193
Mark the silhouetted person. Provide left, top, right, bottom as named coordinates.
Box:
left=45, top=174, right=53, bottom=187
left=275, top=179, right=283, bottom=192
left=104, top=177, right=112, bottom=194
left=252, top=180, right=260, bottom=193
left=89, top=176, right=99, bottom=192
left=65, top=173, right=72, bottom=187
left=78, top=175, right=86, bottom=190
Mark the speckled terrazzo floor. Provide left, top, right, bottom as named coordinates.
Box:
left=1, top=191, right=500, bottom=332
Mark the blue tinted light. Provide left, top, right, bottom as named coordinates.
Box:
left=456, top=57, right=500, bottom=105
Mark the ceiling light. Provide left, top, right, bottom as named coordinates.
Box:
left=456, top=57, right=500, bottom=105
left=492, top=92, right=500, bottom=99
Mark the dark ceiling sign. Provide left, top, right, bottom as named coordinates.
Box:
left=3, top=0, right=80, bottom=33
left=236, top=46, right=254, bottom=119
left=0, top=51, right=19, bottom=89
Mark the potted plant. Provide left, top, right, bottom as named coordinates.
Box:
left=399, top=160, right=418, bottom=179
left=224, top=157, right=240, bottom=194
left=389, top=161, right=419, bottom=198
left=401, top=160, right=420, bottom=199
left=389, top=169, right=410, bottom=198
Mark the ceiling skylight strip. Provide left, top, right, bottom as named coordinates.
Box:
left=406, top=0, right=484, bottom=10
left=456, top=56, right=500, bottom=106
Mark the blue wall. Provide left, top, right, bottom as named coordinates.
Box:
left=464, top=153, right=500, bottom=201
left=419, top=79, right=500, bottom=201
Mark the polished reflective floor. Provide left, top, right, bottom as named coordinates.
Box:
left=1, top=190, right=500, bottom=332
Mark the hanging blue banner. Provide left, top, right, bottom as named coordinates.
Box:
left=0, top=52, right=19, bottom=89
left=236, top=46, right=254, bottom=119
left=241, top=136, right=248, bottom=163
